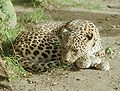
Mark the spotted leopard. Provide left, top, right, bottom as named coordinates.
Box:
left=13, top=19, right=110, bottom=72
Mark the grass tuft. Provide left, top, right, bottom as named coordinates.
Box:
left=3, top=56, right=27, bottom=81
left=31, top=0, right=106, bottom=10
left=18, top=9, right=52, bottom=24
left=31, top=0, right=79, bottom=7
left=0, top=26, right=24, bottom=55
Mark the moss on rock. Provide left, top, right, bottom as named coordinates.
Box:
left=0, top=0, right=17, bottom=30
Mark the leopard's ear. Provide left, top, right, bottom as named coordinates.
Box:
left=63, top=20, right=74, bottom=30
left=63, top=19, right=81, bottom=32
left=61, top=28, right=70, bottom=36
left=61, top=20, right=74, bottom=33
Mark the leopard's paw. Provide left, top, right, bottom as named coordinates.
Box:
left=96, top=61, right=110, bottom=71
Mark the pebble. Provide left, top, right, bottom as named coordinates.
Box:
left=62, top=72, right=68, bottom=75
left=98, top=76, right=101, bottom=78
left=116, top=25, right=120, bottom=28
left=52, top=82, right=58, bottom=86
left=26, top=79, right=37, bottom=84
left=111, top=25, right=116, bottom=28
left=76, top=78, right=80, bottom=81
left=111, top=25, right=120, bottom=28
left=105, top=18, right=110, bottom=21
left=23, top=72, right=33, bottom=78
left=26, top=79, right=32, bottom=84
left=113, top=87, right=119, bottom=90
left=63, top=85, right=66, bottom=88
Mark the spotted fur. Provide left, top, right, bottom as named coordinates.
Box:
left=13, top=19, right=110, bottom=72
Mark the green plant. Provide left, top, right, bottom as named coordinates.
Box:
left=3, top=56, right=27, bottom=81
left=55, top=0, right=79, bottom=7
left=31, top=0, right=79, bottom=7
left=18, top=9, right=52, bottom=24
left=31, top=0, right=43, bottom=6
left=0, top=26, right=24, bottom=55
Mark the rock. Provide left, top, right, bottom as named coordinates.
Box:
left=0, top=0, right=17, bottom=30
left=116, top=25, right=120, bottom=28
left=105, top=18, right=110, bottom=21
left=0, top=60, right=13, bottom=91
left=111, top=25, right=116, bottom=28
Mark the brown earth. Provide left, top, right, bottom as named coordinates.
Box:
left=12, top=36, right=120, bottom=91
left=47, top=9, right=120, bottom=37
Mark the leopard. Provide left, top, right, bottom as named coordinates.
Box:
left=13, top=19, right=110, bottom=73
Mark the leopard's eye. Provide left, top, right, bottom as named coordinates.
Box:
left=71, top=48, right=78, bottom=53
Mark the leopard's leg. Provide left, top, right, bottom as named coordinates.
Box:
left=75, top=55, right=110, bottom=71
left=90, top=56, right=110, bottom=71
left=92, top=48, right=110, bottom=71
left=90, top=43, right=110, bottom=71
left=15, top=55, right=61, bottom=73
left=95, top=60, right=110, bottom=71
left=75, top=56, right=92, bottom=69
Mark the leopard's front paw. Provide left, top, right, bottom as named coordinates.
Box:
left=90, top=56, right=110, bottom=71
left=75, top=57, right=91, bottom=69
left=96, top=61, right=110, bottom=71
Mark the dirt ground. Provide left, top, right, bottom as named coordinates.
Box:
left=11, top=2, right=120, bottom=91
left=12, top=36, right=120, bottom=91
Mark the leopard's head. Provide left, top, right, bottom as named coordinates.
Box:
left=60, top=19, right=102, bottom=63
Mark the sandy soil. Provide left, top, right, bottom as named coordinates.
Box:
left=12, top=36, right=120, bottom=91
left=11, top=2, right=120, bottom=91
